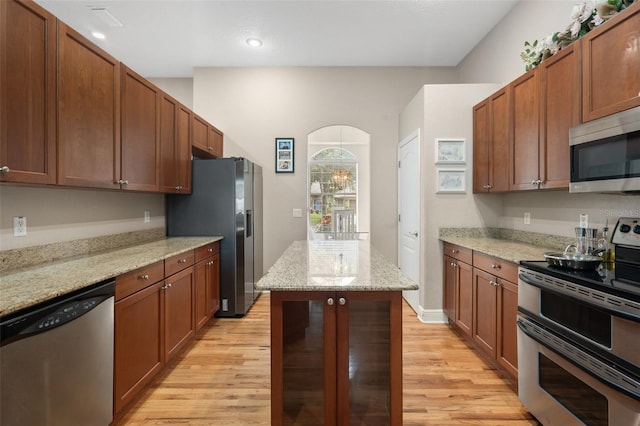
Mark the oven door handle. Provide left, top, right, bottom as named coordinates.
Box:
left=518, top=272, right=540, bottom=287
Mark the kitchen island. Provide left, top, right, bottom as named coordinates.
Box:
left=256, top=240, right=417, bottom=425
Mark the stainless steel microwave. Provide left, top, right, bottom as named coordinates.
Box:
left=569, top=106, right=640, bottom=193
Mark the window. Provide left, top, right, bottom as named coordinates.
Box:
left=307, top=126, right=370, bottom=240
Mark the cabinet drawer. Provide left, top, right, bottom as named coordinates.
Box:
left=472, top=252, right=518, bottom=282
left=165, top=250, right=195, bottom=277
left=116, top=261, right=164, bottom=301
left=195, top=242, right=220, bottom=263
left=443, top=242, right=472, bottom=264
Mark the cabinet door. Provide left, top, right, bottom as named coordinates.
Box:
left=194, top=258, right=209, bottom=331
left=510, top=70, right=540, bottom=191
left=0, top=0, right=56, bottom=184
left=472, top=99, right=490, bottom=193
left=443, top=255, right=456, bottom=321
left=208, top=125, right=224, bottom=157
left=164, top=266, right=195, bottom=361
left=472, top=268, right=497, bottom=357
left=539, top=43, right=581, bottom=189
left=160, top=92, right=179, bottom=193
left=57, top=22, right=121, bottom=189
left=192, top=113, right=209, bottom=154
left=582, top=3, right=640, bottom=121
left=206, top=252, right=220, bottom=316
left=497, top=278, right=518, bottom=379
left=455, top=261, right=473, bottom=336
left=121, top=65, right=160, bottom=191
left=336, top=291, right=402, bottom=426
left=177, top=105, right=192, bottom=193
left=489, top=88, right=511, bottom=192
left=114, top=281, right=164, bottom=414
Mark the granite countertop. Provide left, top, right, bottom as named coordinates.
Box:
left=439, top=228, right=574, bottom=264
left=256, top=240, right=418, bottom=291
left=0, top=236, right=222, bottom=317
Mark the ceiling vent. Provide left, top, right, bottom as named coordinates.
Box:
left=90, top=7, right=124, bottom=27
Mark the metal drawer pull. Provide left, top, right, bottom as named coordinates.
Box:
left=338, top=297, right=346, bottom=306
left=178, top=258, right=187, bottom=264
left=451, top=249, right=459, bottom=254
left=491, top=264, right=501, bottom=270
left=0, top=166, right=9, bottom=173
left=139, top=274, right=149, bottom=280
left=208, top=248, right=213, bottom=252
left=327, top=298, right=334, bottom=306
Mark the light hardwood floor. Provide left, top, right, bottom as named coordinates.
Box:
left=116, top=293, right=539, bottom=425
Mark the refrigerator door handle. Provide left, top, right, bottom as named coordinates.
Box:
left=246, top=210, right=252, bottom=237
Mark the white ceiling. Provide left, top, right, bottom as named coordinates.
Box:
left=35, top=0, right=520, bottom=78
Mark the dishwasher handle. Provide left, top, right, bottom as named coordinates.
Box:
left=1, top=278, right=115, bottom=346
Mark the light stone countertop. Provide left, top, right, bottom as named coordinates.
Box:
left=439, top=235, right=559, bottom=264
left=256, top=240, right=418, bottom=291
left=0, top=237, right=222, bottom=317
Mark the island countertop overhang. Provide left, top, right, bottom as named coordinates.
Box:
left=256, top=240, right=418, bottom=292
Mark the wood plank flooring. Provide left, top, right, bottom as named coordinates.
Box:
left=116, top=293, right=539, bottom=425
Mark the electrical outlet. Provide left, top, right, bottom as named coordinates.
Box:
left=13, top=216, right=27, bottom=237
left=292, top=208, right=302, bottom=218
left=144, top=211, right=151, bottom=223
left=524, top=212, right=531, bottom=225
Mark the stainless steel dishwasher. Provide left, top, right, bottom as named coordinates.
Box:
left=1, top=278, right=115, bottom=426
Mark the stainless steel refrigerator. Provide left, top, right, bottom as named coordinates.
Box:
left=166, top=158, right=263, bottom=317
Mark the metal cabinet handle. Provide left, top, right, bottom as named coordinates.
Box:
left=139, top=274, right=149, bottom=280
left=491, top=264, right=501, bottom=270
left=162, top=283, right=172, bottom=290
left=166, top=283, right=172, bottom=288
left=0, top=166, right=9, bottom=173
left=327, top=298, right=334, bottom=306
left=175, top=185, right=181, bottom=191
left=338, top=297, right=346, bottom=306
left=451, top=249, right=459, bottom=254
left=178, top=258, right=187, bottom=264
left=489, top=281, right=497, bottom=286
left=208, top=248, right=214, bottom=253
left=115, top=179, right=129, bottom=185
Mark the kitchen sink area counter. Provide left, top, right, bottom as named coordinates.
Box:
left=0, top=236, right=222, bottom=317
left=439, top=227, right=574, bottom=263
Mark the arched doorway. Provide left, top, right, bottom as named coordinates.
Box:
left=307, top=125, right=370, bottom=240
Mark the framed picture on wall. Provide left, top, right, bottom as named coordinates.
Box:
left=275, top=138, right=294, bottom=173
left=436, top=168, right=466, bottom=193
left=435, top=138, right=466, bottom=164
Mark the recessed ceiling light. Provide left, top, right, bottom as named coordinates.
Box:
left=246, top=38, right=263, bottom=48
left=92, top=32, right=106, bottom=40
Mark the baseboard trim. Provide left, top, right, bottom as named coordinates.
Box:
left=416, top=306, right=448, bottom=324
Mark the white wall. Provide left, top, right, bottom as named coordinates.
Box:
left=399, top=84, right=503, bottom=320
left=150, top=78, right=194, bottom=109
left=458, top=0, right=640, bottom=240
left=458, top=0, right=576, bottom=84
left=192, top=67, right=459, bottom=271
left=0, top=185, right=164, bottom=251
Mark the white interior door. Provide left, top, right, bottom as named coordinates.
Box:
left=398, top=130, right=420, bottom=312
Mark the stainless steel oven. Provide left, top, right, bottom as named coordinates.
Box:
left=518, top=218, right=640, bottom=425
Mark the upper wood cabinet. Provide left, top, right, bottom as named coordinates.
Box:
left=121, top=65, right=161, bottom=192
left=57, top=22, right=121, bottom=189
left=193, top=112, right=223, bottom=158
left=538, top=43, right=581, bottom=189
left=0, top=0, right=57, bottom=184
left=582, top=2, right=640, bottom=121
left=510, top=70, right=540, bottom=191
left=160, top=94, right=192, bottom=193
left=473, top=87, right=510, bottom=193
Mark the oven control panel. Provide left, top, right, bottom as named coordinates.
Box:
left=611, top=217, right=640, bottom=247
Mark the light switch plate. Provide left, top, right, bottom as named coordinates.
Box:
left=524, top=212, right=531, bottom=225
left=292, top=208, right=302, bottom=218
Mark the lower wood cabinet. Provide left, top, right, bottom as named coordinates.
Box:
left=163, top=266, right=195, bottom=361
left=442, top=242, right=519, bottom=382
left=270, top=290, right=403, bottom=425
left=194, top=242, right=221, bottom=330
left=114, top=243, right=219, bottom=418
